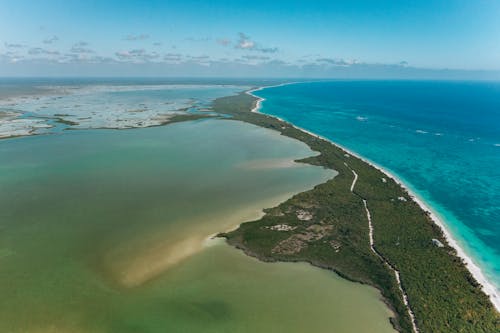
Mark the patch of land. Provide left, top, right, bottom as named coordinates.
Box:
left=0, top=110, right=53, bottom=139
left=214, top=91, right=500, bottom=333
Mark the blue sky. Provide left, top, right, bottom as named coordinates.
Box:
left=1, top=0, right=499, bottom=77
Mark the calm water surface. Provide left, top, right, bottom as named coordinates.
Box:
left=0, top=119, right=395, bottom=333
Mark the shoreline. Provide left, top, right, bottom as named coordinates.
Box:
left=247, top=84, right=500, bottom=312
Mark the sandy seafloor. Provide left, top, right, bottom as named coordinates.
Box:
left=0, top=82, right=397, bottom=333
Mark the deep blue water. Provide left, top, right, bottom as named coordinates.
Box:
left=255, top=80, right=500, bottom=291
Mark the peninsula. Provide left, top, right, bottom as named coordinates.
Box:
left=215, top=90, right=500, bottom=333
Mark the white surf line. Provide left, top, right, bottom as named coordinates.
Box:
left=347, top=164, right=419, bottom=333
left=247, top=82, right=302, bottom=113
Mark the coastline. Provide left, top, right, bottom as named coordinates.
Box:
left=247, top=84, right=500, bottom=312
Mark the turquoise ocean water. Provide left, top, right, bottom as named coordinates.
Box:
left=255, top=80, right=500, bottom=292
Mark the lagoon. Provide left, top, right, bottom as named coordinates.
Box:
left=0, top=118, right=395, bottom=332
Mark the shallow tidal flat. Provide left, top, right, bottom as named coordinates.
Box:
left=0, top=84, right=245, bottom=138
left=0, top=119, right=395, bottom=332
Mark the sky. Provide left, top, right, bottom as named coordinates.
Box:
left=1, top=0, right=499, bottom=78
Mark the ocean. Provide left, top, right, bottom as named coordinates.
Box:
left=254, top=80, right=500, bottom=293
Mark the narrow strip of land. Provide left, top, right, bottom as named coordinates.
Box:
left=215, top=91, right=500, bottom=333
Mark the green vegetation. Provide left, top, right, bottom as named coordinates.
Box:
left=62, top=113, right=213, bottom=131
left=165, top=113, right=213, bottom=124
left=214, top=91, right=500, bottom=333
left=55, top=117, right=79, bottom=126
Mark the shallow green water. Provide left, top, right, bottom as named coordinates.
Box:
left=0, top=119, right=395, bottom=333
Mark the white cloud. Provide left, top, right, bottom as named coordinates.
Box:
left=236, top=33, right=255, bottom=49
left=243, top=55, right=270, bottom=60
left=216, top=38, right=231, bottom=46
left=188, top=55, right=210, bottom=60
left=186, top=55, right=211, bottom=65
left=258, top=47, right=279, bottom=53
left=43, top=36, right=59, bottom=44
left=124, top=34, right=149, bottom=41
left=316, top=58, right=357, bottom=66
left=185, top=37, right=211, bottom=42
left=163, top=53, right=183, bottom=63
left=235, top=33, right=278, bottom=53
left=59, top=53, right=114, bottom=64
left=4, top=42, right=25, bottom=48
left=115, top=49, right=160, bottom=62
left=28, top=47, right=60, bottom=56
left=0, top=51, right=25, bottom=63
left=235, top=33, right=256, bottom=50
left=70, top=42, right=93, bottom=54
